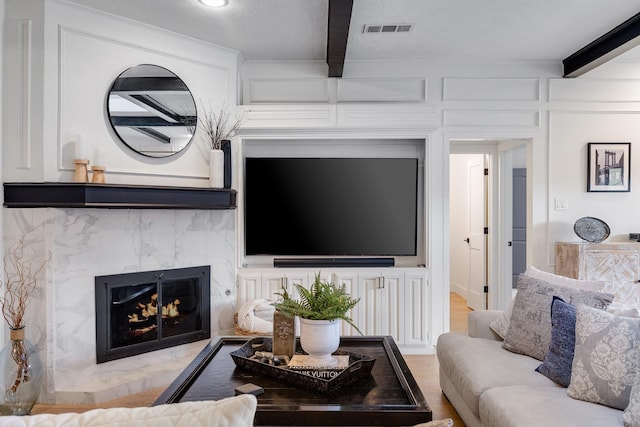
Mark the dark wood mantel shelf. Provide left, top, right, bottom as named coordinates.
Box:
left=3, top=182, right=237, bottom=209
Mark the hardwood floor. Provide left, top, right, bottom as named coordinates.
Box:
left=404, top=292, right=470, bottom=426
left=31, top=293, right=472, bottom=426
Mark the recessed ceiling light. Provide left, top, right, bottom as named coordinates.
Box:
left=200, top=0, right=228, bottom=7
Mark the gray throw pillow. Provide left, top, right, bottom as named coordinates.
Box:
left=624, top=348, right=640, bottom=426
left=568, top=304, right=640, bottom=410
left=535, top=297, right=576, bottom=387
left=503, top=274, right=613, bottom=361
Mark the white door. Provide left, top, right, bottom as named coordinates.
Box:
left=467, top=156, right=487, bottom=310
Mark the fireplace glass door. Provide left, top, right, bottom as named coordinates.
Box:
left=95, top=266, right=210, bottom=363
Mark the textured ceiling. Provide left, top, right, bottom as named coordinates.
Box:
left=65, top=0, right=640, bottom=67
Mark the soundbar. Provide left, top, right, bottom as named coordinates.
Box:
left=273, top=258, right=395, bottom=268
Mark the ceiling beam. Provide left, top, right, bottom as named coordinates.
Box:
left=563, top=12, right=640, bottom=77
left=326, top=0, right=354, bottom=78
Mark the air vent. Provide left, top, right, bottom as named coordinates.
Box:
left=364, top=24, right=414, bottom=34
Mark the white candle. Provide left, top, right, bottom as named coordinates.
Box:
left=94, top=148, right=105, bottom=167
left=74, top=135, right=86, bottom=160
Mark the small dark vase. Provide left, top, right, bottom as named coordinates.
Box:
left=0, top=326, right=43, bottom=415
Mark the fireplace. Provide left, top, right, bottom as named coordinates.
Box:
left=95, top=266, right=211, bottom=363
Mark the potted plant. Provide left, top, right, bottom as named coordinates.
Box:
left=274, top=273, right=361, bottom=366
left=197, top=103, right=240, bottom=188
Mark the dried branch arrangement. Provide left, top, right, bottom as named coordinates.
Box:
left=0, top=238, right=49, bottom=394
left=0, top=239, right=49, bottom=329
left=198, top=103, right=241, bottom=150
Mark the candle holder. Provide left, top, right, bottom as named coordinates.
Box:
left=73, top=159, right=90, bottom=183
left=91, top=166, right=106, bottom=184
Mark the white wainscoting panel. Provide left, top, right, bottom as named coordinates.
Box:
left=337, top=104, right=439, bottom=129
left=443, top=109, right=540, bottom=128
left=57, top=26, right=233, bottom=184
left=238, top=105, right=337, bottom=128
left=549, top=78, right=640, bottom=102
left=337, top=78, right=425, bottom=102
left=248, top=79, right=330, bottom=103
left=443, top=78, right=540, bottom=102
left=18, top=19, right=32, bottom=169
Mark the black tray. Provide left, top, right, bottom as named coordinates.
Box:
left=230, top=337, right=376, bottom=394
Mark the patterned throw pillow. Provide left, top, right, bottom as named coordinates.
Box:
left=489, top=267, right=606, bottom=339
left=624, top=348, right=640, bottom=426
left=536, top=297, right=576, bottom=387
left=503, top=274, right=613, bottom=361
left=568, top=304, right=640, bottom=410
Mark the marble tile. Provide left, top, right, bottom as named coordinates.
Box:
left=3, top=207, right=236, bottom=403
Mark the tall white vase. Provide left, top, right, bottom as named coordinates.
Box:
left=209, top=149, right=224, bottom=188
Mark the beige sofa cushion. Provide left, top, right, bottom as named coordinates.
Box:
left=479, top=384, right=624, bottom=427
left=0, top=395, right=257, bottom=427
left=437, top=332, right=555, bottom=418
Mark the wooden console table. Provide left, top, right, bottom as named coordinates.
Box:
left=555, top=241, right=640, bottom=308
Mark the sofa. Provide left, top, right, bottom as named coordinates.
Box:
left=437, top=267, right=640, bottom=427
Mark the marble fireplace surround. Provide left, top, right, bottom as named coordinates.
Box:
left=3, top=201, right=237, bottom=404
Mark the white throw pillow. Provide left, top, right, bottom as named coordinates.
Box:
left=0, top=395, right=257, bottom=427
left=524, top=266, right=605, bottom=292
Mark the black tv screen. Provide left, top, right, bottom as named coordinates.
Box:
left=244, top=157, right=418, bottom=256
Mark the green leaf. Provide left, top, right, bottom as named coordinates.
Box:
left=273, top=272, right=362, bottom=335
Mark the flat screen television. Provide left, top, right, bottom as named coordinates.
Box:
left=244, top=157, right=418, bottom=258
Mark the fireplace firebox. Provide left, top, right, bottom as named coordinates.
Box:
left=95, top=266, right=210, bottom=363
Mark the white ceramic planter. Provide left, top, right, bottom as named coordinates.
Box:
left=209, top=149, right=224, bottom=188
left=299, top=318, right=340, bottom=366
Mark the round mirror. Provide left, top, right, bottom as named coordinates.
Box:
left=106, top=64, right=197, bottom=158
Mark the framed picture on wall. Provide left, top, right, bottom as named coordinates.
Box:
left=587, top=142, right=631, bottom=192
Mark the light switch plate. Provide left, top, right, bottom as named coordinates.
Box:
left=554, top=198, right=568, bottom=210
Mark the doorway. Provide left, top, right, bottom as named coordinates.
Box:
left=449, top=153, right=487, bottom=310
left=449, top=140, right=528, bottom=310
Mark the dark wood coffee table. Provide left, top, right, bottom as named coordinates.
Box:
left=154, top=336, right=432, bottom=426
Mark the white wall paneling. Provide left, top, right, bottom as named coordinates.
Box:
left=57, top=26, right=233, bottom=184
left=238, top=104, right=337, bottom=128
left=4, top=0, right=240, bottom=186
left=549, top=78, right=640, bottom=103
left=238, top=103, right=438, bottom=130
left=247, top=78, right=330, bottom=103
left=17, top=19, right=32, bottom=169
left=336, top=78, right=426, bottom=102
left=443, top=78, right=540, bottom=102
left=243, top=77, right=426, bottom=104
left=3, top=12, right=45, bottom=181
left=443, top=110, right=540, bottom=128
left=336, top=104, right=438, bottom=129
